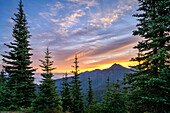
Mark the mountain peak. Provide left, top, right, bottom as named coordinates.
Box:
left=109, top=63, right=124, bottom=69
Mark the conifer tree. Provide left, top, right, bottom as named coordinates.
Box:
left=60, top=72, right=72, bottom=112
left=101, top=77, right=112, bottom=112
left=32, top=48, right=61, bottom=112
left=2, top=0, right=35, bottom=109
left=126, top=0, right=170, bottom=112
left=101, top=79, right=126, bottom=113
left=85, top=98, right=101, bottom=113
left=0, top=69, right=6, bottom=87
left=70, top=55, right=84, bottom=113
left=85, top=77, right=102, bottom=113
left=87, top=77, right=93, bottom=105
left=121, top=77, right=129, bottom=111
left=110, top=80, right=126, bottom=113
left=0, top=69, right=9, bottom=110
left=0, top=69, right=16, bottom=110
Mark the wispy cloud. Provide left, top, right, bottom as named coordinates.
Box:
left=0, top=0, right=140, bottom=72
left=87, top=4, right=133, bottom=27
left=58, top=9, right=86, bottom=29
left=65, top=49, right=94, bottom=61
left=68, top=0, right=99, bottom=7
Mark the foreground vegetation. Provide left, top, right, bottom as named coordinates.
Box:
left=0, top=0, right=169, bottom=112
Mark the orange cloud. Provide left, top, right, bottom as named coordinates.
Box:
left=81, top=42, right=137, bottom=64
left=105, top=42, right=137, bottom=55
left=65, top=50, right=94, bottom=61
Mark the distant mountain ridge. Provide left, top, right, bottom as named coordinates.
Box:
left=55, top=63, right=132, bottom=101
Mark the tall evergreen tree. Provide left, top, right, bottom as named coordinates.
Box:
left=1, top=0, right=35, bottom=109
left=85, top=77, right=102, bottom=113
left=126, top=0, right=170, bottom=112
left=101, top=77, right=112, bottom=112
left=86, top=77, right=93, bottom=105
left=60, top=72, right=72, bottom=112
left=70, top=55, right=84, bottom=113
left=32, top=48, right=61, bottom=112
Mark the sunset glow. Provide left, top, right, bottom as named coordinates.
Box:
left=0, top=0, right=140, bottom=73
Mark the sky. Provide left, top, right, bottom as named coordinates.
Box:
left=0, top=0, right=142, bottom=73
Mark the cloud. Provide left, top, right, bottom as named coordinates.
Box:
left=87, top=4, right=133, bottom=27
left=37, top=0, right=137, bottom=39
left=54, top=2, right=64, bottom=9
left=32, top=27, right=35, bottom=30
left=49, top=25, right=140, bottom=65
left=26, top=0, right=139, bottom=72
left=118, top=0, right=138, bottom=7
left=65, top=49, right=94, bottom=61
left=68, top=0, right=98, bottom=7
left=39, top=1, right=64, bottom=20
left=58, top=9, right=86, bottom=29
left=47, top=8, right=86, bottom=36
left=39, top=12, right=50, bottom=20
left=36, top=24, right=40, bottom=27
left=0, top=0, right=141, bottom=73
left=51, top=18, right=59, bottom=22
left=71, top=28, right=83, bottom=34
left=88, top=36, right=140, bottom=57
left=80, top=42, right=138, bottom=67
left=9, top=19, right=14, bottom=24
left=47, top=1, right=64, bottom=11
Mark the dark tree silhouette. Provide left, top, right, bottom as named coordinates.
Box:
left=60, top=72, right=72, bottom=112
left=87, top=77, right=93, bottom=105
left=126, top=0, right=170, bottom=112
left=70, top=55, right=84, bottom=113
left=2, top=0, right=35, bottom=109
left=32, top=48, right=61, bottom=112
